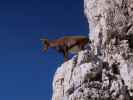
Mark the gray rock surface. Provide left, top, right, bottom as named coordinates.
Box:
left=52, top=0, right=133, bottom=100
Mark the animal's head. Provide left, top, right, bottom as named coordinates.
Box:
left=40, top=38, right=49, bottom=52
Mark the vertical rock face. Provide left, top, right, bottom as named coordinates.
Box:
left=52, top=0, right=133, bottom=100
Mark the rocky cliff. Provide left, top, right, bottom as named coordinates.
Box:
left=52, top=0, right=133, bottom=100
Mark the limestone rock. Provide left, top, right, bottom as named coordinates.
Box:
left=52, top=0, right=133, bottom=100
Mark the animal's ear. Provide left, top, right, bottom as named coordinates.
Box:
left=40, top=38, right=49, bottom=44
left=44, top=38, right=48, bottom=43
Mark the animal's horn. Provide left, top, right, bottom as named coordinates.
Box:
left=40, top=37, right=49, bottom=52
left=40, top=38, right=44, bottom=40
left=40, top=37, right=48, bottom=43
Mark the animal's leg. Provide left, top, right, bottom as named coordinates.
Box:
left=64, top=51, right=68, bottom=61
left=63, top=46, right=68, bottom=61
left=79, top=44, right=84, bottom=50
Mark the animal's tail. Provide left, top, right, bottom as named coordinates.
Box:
left=40, top=38, right=49, bottom=52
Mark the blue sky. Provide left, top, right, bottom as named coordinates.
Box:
left=0, top=0, right=89, bottom=100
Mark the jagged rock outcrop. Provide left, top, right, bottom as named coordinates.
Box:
left=52, top=0, right=133, bottom=100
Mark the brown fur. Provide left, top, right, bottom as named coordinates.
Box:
left=41, top=36, right=91, bottom=61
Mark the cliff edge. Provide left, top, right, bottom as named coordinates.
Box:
left=52, top=0, right=133, bottom=100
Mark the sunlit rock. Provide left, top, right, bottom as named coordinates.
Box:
left=52, top=0, right=133, bottom=99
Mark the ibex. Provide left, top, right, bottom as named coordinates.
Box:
left=41, top=36, right=91, bottom=61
